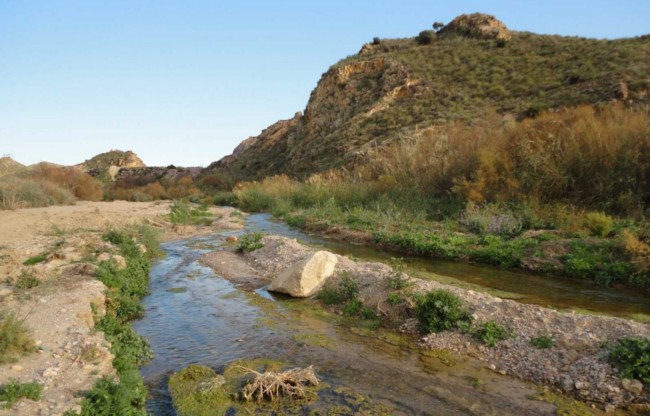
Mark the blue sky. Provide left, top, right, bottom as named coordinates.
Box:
left=1, top=1, right=649, bottom=167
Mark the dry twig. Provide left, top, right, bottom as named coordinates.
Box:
left=238, top=365, right=319, bottom=403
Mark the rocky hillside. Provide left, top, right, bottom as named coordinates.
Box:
left=205, top=13, right=650, bottom=180
left=0, top=157, right=26, bottom=178
left=75, top=150, right=146, bottom=181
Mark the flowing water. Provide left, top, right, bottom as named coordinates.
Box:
left=134, top=214, right=648, bottom=415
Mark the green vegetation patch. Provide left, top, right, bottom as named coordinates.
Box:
left=68, top=226, right=160, bottom=416
left=472, top=320, right=510, bottom=347
left=606, top=337, right=650, bottom=384
left=22, top=254, right=46, bottom=266
left=531, top=334, right=555, bottom=349
left=414, top=289, right=473, bottom=333
left=0, top=309, right=36, bottom=364
left=236, top=232, right=265, bottom=253
left=169, top=359, right=311, bottom=416
left=0, top=379, right=42, bottom=409
left=169, top=359, right=394, bottom=416
left=169, top=200, right=213, bottom=225
left=15, top=271, right=40, bottom=290
left=316, top=272, right=359, bottom=306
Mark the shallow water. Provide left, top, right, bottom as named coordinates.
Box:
left=134, top=213, right=645, bottom=414
left=245, top=213, right=650, bottom=319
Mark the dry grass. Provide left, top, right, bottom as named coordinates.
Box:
left=239, top=365, right=319, bottom=403
left=371, top=103, right=650, bottom=215
left=29, top=164, right=103, bottom=201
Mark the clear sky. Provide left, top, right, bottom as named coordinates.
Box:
left=1, top=1, right=649, bottom=167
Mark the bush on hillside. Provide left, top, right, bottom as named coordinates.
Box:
left=416, top=30, right=435, bottom=45
left=0, top=177, right=75, bottom=209
left=29, top=164, right=103, bottom=201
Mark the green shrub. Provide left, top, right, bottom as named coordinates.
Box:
left=317, top=272, right=359, bottom=306
left=236, top=233, right=264, bottom=253
left=386, top=292, right=404, bottom=305
left=0, top=379, right=42, bottom=409
left=77, top=374, right=147, bottom=416
left=343, top=299, right=363, bottom=316
left=169, top=200, right=211, bottom=225
left=416, top=30, right=435, bottom=45
left=385, top=272, right=410, bottom=290
left=0, top=309, right=36, bottom=364
left=583, top=212, right=614, bottom=237
left=414, top=289, right=473, bottom=333
left=607, top=337, right=650, bottom=384
left=531, top=334, right=555, bottom=349
left=212, top=191, right=238, bottom=206
left=15, top=271, right=40, bottom=290
left=473, top=320, right=510, bottom=347
left=22, top=255, right=46, bottom=266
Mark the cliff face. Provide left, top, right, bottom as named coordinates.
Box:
left=205, top=14, right=650, bottom=181
left=207, top=58, right=417, bottom=179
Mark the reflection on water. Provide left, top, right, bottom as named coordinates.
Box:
left=246, top=213, right=650, bottom=319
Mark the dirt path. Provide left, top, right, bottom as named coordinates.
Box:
left=0, top=201, right=243, bottom=415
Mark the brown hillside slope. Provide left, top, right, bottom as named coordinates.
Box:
left=204, top=14, right=650, bottom=181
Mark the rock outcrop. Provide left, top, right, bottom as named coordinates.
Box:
left=268, top=251, right=338, bottom=297
left=204, top=58, right=415, bottom=179
left=76, top=150, right=146, bottom=180
left=438, top=13, right=511, bottom=41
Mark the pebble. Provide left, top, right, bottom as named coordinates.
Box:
left=560, top=376, right=574, bottom=391
left=43, top=367, right=59, bottom=377
left=11, top=365, right=24, bottom=372
left=621, top=378, right=643, bottom=395
left=604, top=404, right=616, bottom=413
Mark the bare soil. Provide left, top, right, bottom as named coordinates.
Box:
left=0, top=201, right=243, bottom=415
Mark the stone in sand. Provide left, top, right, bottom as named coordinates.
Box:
left=268, top=251, right=337, bottom=297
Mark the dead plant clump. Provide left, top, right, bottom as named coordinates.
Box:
left=239, top=365, right=320, bottom=403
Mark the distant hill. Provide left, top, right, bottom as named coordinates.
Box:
left=205, top=13, right=650, bottom=181
left=0, top=156, right=26, bottom=177
left=76, top=150, right=146, bottom=181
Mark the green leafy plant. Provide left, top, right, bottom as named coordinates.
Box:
left=414, top=289, right=473, bottom=333
left=607, top=337, right=650, bottom=384
left=0, top=309, right=36, bottom=364
left=530, top=334, right=555, bottom=350
left=386, top=292, right=404, bottom=305
left=236, top=232, right=264, bottom=253
left=473, top=320, right=510, bottom=347
left=0, top=379, right=42, bottom=409
left=531, top=334, right=555, bottom=349
left=343, top=299, right=363, bottom=316
left=317, top=272, right=359, bottom=306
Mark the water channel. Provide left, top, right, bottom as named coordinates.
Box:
left=134, top=213, right=648, bottom=415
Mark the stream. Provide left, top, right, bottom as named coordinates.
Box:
left=134, top=213, right=649, bottom=415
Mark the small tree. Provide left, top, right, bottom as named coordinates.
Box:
left=372, top=37, right=381, bottom=45
left=433, top=22, right=444, bottom=32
